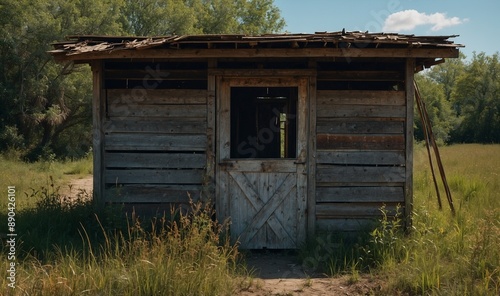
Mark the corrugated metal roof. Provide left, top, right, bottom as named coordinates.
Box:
left=49, top=30, right=463, bottom=59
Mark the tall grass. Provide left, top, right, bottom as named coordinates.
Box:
left=0, top=153, right=92, bottom=209
left=0, top=181, right=241, bottom=295
left=301, top=144, right=500, bottom=295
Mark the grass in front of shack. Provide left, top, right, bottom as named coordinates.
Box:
left=299, top=144, right=500, bottom=295
left=1, top=144, right=499, bottom=295
left=0, top=155, right=241, bottom=295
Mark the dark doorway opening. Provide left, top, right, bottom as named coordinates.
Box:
left=230, top=87, right=297, bottom=158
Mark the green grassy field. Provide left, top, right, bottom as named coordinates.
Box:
left=0, top=144, right=499, bottom=295
left=0, top=153, right=92, bottom=209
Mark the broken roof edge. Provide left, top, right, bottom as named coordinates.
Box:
left=49, top=30, right=463, bottom=62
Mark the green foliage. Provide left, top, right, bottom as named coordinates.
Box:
left=418, top=52, right=500, bottom=144
left=299, top=145, right=500, bottom=295
left=1, top=0, right=285, bottom=161
left=415, top=74, right=458, bottom=144
left=120, top=0, right=285, bottom=35
left=452, top=53, right=500, bottom=143
left=384, top=145, right=499, bottom=295
left=0, top=185, right=241, bottom=295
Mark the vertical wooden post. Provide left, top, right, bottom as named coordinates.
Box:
left=91, top=61, right=105, bottom=207
left=206, top=59, right=216, bottom=202
left=215, top=76, right=230, bottom=222
left=307, top=61, right=317, bottom=238
left=405, top=59, right=415, bottom=231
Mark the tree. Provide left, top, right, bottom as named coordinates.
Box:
left=1, top=0, right=286, bottom=160
left=451, top=53, right=500, bottom=143
left=427, top=53, right=466, bottom=103
left=414, top=74, right=458, bottom=144
left=120, top=0, right=285, bottom=35
left=0, top=0, right=124, bottom=159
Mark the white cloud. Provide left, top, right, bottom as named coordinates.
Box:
left=383, top=10, right=467, bottom=32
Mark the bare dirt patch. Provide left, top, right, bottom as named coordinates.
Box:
left=60, top=175, right=93, bottom=201
left=236, top=251, right=383, bottom=296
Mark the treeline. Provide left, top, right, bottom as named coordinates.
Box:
left=415, top=52, right=500, bottom=144
left=0, top=0, right=284, bottom=160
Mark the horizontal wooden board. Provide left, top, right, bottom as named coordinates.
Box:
left=317, top=90, right=405, bottom=106
left=107, top=89, right=207, bottom=105
left=219, top=159, right=298, bottom=173
left=315, top=186, right=404, bottom=203
left=105, top=70, right=207, bottom=80
left=317, top=105, right=405, bottom=118
left=317, top=120, right=404, bottom=134
left=57, top=48, right=460, bottom=62
left=108, top=104, right=206, bottom=118
left=104, top=134, right=206, bottom=151
left=316, top=202, right=401, bottom=218
left=105, top=169, right=203, bottom=184
left=315, top=218, right=377, bottom=232
left=103, top=119, right=207, bottom=134
left=317, top=70, right=403, bottom=81
left=316, top=166, right=405, bottom=183
left=105, top=152, right=206, bottom=169
left=104, top=184, right=202, bottom=203
left=316, top=150, right=405, bottom=165
left=317, top=134, right=405, bottom=150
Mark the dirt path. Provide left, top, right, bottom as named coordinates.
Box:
left=237, top=251, right=383, bottom=296
left=60, top=175, right=93, bottom=201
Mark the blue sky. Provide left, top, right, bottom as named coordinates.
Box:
left=274, top=0, right=499, bottom=59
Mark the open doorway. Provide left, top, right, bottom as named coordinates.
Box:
left=230, top=87, right=297, bottom=158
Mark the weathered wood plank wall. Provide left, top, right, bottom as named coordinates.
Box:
left=315, top=62, right=407, bottom=231
left=102, top=62, right=208, bottom=211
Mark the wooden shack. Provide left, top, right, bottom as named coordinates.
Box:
left=50, top=31, right=461, bottom=249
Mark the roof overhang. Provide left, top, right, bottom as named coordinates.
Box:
left=49, top=31, right=463, bottom=64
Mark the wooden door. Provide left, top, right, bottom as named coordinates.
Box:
left=216, top=77, right=308, bottom=249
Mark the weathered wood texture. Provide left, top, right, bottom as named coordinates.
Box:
left=103, top=86, right=208, bottom=204
left=315, top=87, right=407, bottom=231
left=217, top=76, right=308, bottom=249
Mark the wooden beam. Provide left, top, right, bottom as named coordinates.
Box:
left=307, top=67, right=317, bottom=238
left=405, top=59, right=415, bottom=231
left=207, top=59, right=216, bottom=202
left=91, top=61, right=105, bottom=207
left=209, top=69, right=316, bottom=77
left=55, top=48, right=460, bottom=62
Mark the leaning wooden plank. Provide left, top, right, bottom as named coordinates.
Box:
left=104, top=134, right=206, bottom=151
left=316, top=150, right=405, bottom=165
left=317, top=105, right=406, bottom=118
left=315, top=186, right=404, bottom=202
left=105, top=169, right=203, bottom=184
left=105, top=152, right=206, bottom=169
left=317, top=90, right=405, bottom=106
left=103, top=119, right=207, bottom=134
left=104, top=184, right=202, bottom=203
left=316, top=120, right=404, bottom=134
left=107, top=89, right=207, bottom=105
left=108, top=104, right=206, bottom=118
left=315, top=202, right=401, bottom=218
left=317, top=134, right=405, bottom=150
left=316, top=166, right=406, bottom=183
